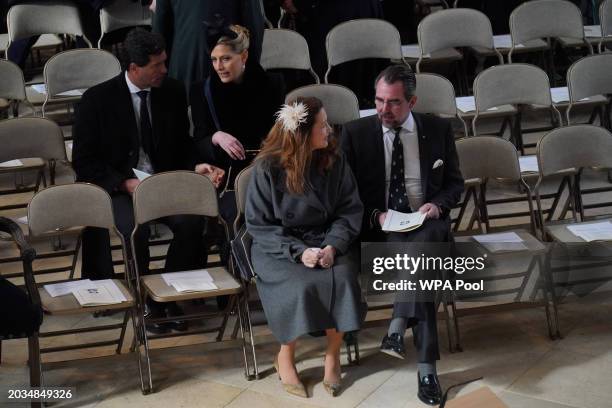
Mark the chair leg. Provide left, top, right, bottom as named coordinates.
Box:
left=450, top=301, right=462, bottom=352
left=28, top=334, right=42, bottom=408
left=132, top=308, right=153, bottom=394
left=237, top=293, right=259, bottom=380
left=116, top=311, right=130, bottom=354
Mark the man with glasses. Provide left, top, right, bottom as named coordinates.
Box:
left=341, top=64, right=463, bottom=405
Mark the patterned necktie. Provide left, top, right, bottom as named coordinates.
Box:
left=136, top=90, right=153, bottom=157
left=388, top=127, right=411, bottom=212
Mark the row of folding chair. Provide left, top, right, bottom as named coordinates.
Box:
left=0, top=48, right=121, bottom=119
left=261, top=0, right=610, bottom=103
left=5, top=171, right=255, bottom=396
left=4, top=0, right=151, bottom=55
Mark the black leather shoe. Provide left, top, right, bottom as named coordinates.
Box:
left=380, top=333, right=405, bottom=359
left=165, top=303, right=188, bottom=332
left=145, top=322, right=171, bottom=335
left=417, top=372, right=442, bottom=406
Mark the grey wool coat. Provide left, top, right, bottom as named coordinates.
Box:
left=245, top=153, right=365, bottom=343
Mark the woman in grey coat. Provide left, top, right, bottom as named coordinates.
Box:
left=245, top=97, right=364, bottom=398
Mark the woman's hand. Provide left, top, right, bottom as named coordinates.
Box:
left=301, top=248, right=321, bottom=268
left=212, top=131, right=246, bottom=160
left=318, top=245, right=336, bottom=269
left=195, top=163, right=225, bottom=188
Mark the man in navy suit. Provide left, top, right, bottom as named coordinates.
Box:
left=341, top=64, right=463, bottom=405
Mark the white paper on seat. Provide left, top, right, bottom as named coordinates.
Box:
left=550, top=87, right=570, bottom=103
left=492, top=34, right=526, bottom=49
left=170, top=280, right=218, bottom=293
left=67, top=142, right=73, bottom=150
left=132, top=168, right=151, bottom=181
left=161, top=269, right=214, bottom=286
left=550, top=87, right=590, bottom=103
left=359, top=109, right=377, bottom=118
left=31, top=84, right=46, bottom=94
left=57, top=89, right=85, bottom=97
left=401, top=44, right=431, bottom=58
left=455, top=96, right=499, bottom=113
left=73, top=285, right=123, bottom=306
left=15, top=216, right=28, bottom=225
left=0, top=159, right=24, bottom=168
left=567, top=222, right=612, bottom=242
left=473, top=232, right=527, bottom=252
left=44, top=279, right=97, bottom=298
left=584, top=25, right=602, bottom=38
left=382, top=209, right=426, bottom=232
left=519, top=155, right=539, bottom=173
left=94, top=279, right=127, bottom=302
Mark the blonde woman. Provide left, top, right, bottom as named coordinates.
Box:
left=245, top=97, right=364, bottom=397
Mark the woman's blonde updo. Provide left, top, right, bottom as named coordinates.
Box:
left=216, top=25, right=250, bottom=53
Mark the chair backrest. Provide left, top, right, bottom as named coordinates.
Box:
left=285, top=84, right=359, bottom=125
left=234, top=165, right=254, bottom=220
left=44, top=49, right=121, bottom=98
left=602, top=0, right=612, bottom=38
left=132, top=171, right=219, bottom=225
left=0, top=59, right=26, bottom=101
left=325, top=19, right=403, bottom=82
left=567, top=53, right=612, bottom=102
left=537, top=125, right=612, bottom=178
left=510, top=0, right=585, bottom=46
left=456, top=136, right=522, bottom=182
left=0, top=117, right=66, bottom=163
left=473, top=63, right=553, bottom=112
left=413, top=73, right=458, bottom=116
left=99, top=0, right=152, bottom=47
left=28, top=183, right=115, bottom=236
left=7, top=1, right=92, bottom=47
left=417, top=8, right=497, bottom=56
left=261, top=29, right=314, bottom=70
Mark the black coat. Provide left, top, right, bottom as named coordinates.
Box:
left=73, top=72, right=197, bottom=193
left=340, top=113, right=464, bottom=240
left=153, top=0, right=265, bottom=92
left=190, top=62, right=284, bottom=180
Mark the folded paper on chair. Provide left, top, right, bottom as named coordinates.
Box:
left=162, top=270, right=217, bottom=292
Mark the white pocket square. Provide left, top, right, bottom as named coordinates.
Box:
left=432, top=159, right=444, bottom=169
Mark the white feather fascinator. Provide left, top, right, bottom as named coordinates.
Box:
left=275, top=101, right=308, bottom=133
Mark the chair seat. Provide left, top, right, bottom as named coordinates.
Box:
left=0, top=157, right=45, bottom=174
left=40, top=279, right=134, bottom=315
left=553, top=94, right=609, bottom=109
left=473, top=37, right=548, bottom=55
left=556, top=37, right=589, bottom=48
left=142, top=267, right=241, bottom=302
left=457, top=103, right=517, bottom=121
left=401, top=44, right=462, bottom=63
left=456, top=229, right=546, bottom=255
left=32, top=34, right=63, bottom=49
left=545, top=218, right=612, bottom=243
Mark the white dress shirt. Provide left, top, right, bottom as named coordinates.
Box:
left=125, top=71, right=154, bottom=174
left=382, top=112, right=424, bottom=211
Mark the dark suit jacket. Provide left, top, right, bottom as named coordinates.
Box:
left=340, top=112, right=464, bottom=239
left=72, top=72, right=198, bottom=193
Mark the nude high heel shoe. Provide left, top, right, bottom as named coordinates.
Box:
left=274, top=355, right=308, bottom=398
left=322, top=356, right=342, bottom=397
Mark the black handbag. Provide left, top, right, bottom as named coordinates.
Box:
left=230, top=223, right=256, bottom=282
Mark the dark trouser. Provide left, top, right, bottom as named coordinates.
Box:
left=384, top=218, right=453, bottom=363
left=0, top=277, right=43, bottom=337
left=81, top=193, right=207, bottom=280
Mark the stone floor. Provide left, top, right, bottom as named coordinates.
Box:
left=1, top=292, right=612, bottom=408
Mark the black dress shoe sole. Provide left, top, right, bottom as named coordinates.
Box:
left=380, top=347, right=405, bottom=360
left=417, top=393, right=440, bottom=406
